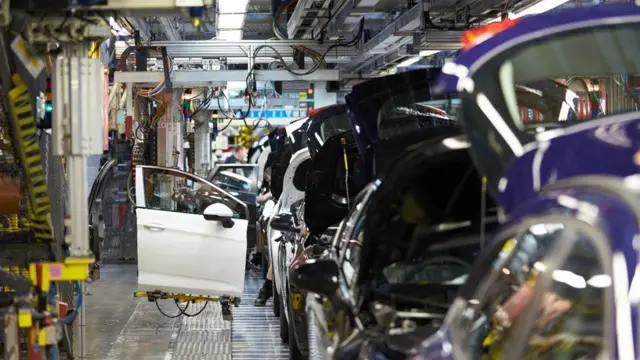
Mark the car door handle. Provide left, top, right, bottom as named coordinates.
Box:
left=143, top=224, right=166, bottom=231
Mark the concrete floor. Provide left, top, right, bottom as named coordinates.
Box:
left=80, top=264, right=288, bottom=360
left=81, top=264, right=179, bottom=360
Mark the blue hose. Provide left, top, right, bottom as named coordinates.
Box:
left=59, top=283, right=83, bottom=325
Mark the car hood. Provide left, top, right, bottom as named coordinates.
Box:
left=499, top=115, right=640, bottom=213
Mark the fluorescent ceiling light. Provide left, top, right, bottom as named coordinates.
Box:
left=419, top=50, right=440, bottom=57
left=108, top=16, right=130, bottom=36
left=217, top=30, right=243, bottom=40
left=513, top=0, right=570, bottom=18
left=486, top=0, right=570, bottom=23
left=218, top=0, right=249, bottom=13
left=396, top=57, right=421, bottom=67
left=226, top=81, right=247, bottom=89
left=217, top=14, right=245, bottom=29
left=394, top=50, right=441, bottom=68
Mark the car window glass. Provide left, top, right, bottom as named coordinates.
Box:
left=210, top=165, right=258, bottom=192
left=462, top=23, right=640, bottom=196
left=378, top=95, right=456, bottom=140
left=339, top=184, right=376, bottom=285
left=143, top=167, right=245, bottom=218
left=342, top=210, right=365, bottom=287
left=452, top=223, right=607, bottom=360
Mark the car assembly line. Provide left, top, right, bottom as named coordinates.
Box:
left=0, top=0, right=638, bottom=359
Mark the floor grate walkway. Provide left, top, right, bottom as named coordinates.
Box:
left=85, top=265, right=289, bottom=359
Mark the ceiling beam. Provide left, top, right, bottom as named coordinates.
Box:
left=158, top=17, right=182, bottom=41
left=125, top=17, right=152, bottom=41
left=114, top=69, right=343, bottom=85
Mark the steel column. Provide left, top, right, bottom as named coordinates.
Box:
left=193, top=111, right=212, bottom=177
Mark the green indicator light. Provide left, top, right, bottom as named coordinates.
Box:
left=45, top=103, right=53, bottom=112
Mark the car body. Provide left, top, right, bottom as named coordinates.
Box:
left=266, top=117, right=314, bottom=315
left=293, top=129, right=496, bottom=360
left=267, top=104, right=355, bottom=357
left=410, top=4, right=640, bottom=359
left=415, top=177, right=640, bottom=360
left=290, top=68, right=494, bottom=360
left=269, top=146, right=311, bottom=322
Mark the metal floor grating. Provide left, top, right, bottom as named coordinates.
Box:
left=169, top=270, right=289, bottom=360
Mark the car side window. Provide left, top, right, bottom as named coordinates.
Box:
left=142, top=167, right=246, bottom=219
left=451, top=222, right=608, bottom=360
left=342, top=214, right=365, bottom=288
left=338, top=184, right=377, bottom=287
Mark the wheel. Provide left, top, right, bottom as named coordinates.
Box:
left=288, top=302, right=306, bottom=360
left=279, top=294, right=289, bottom=343
left=273, top=281, right=280, bottom=317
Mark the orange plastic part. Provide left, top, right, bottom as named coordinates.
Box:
left=462, top=18, right=520, bottom=50
left=0, top=176, right=21, bottom=215
left=58, top=301, right=69, bottom=318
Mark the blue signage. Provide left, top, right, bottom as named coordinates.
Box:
left=234, top=109, right=308, bottom=118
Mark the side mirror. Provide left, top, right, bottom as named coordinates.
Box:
left=204, top=203, right=235, bottom=228
left=270, top=213, right=300, bottom=233
left=290, top=259, right=339, bottom=296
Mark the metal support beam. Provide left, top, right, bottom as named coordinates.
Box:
left=159, top=17, right=182, bottom=41
left=115, top=39, right=359, bottom=59
left=114, top=70, right=342, bottom=85
left=347, top=5, right=421, bottom=71
left=125, top=17, right=152, bottom=41
left=348, top=45, right=412, bottom=75
left=286, top=0, right=315, bottom=38
left=207, top=97, right=300, bottom=109
left=327, top=0, right=385, bottom=39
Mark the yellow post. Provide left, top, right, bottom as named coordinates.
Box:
left=89, top=41, right=100, bottom=59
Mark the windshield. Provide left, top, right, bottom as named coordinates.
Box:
left=209, top=165, right=258, bottom=193
left=460, top=22, right=640, bottom=196
left=364, top=147, right=496, bottom=303
left=450, top=223, right=606, bottom=360
left=306, top=105, right=351, bottom=158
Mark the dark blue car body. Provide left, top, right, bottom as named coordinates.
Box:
left=404, top=4, right=640, bottom=360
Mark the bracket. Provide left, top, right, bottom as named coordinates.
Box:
left=24, top=16, right=111, bottom=43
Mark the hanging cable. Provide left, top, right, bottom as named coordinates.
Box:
left=175, top=301, right=210, bottom=317
left=156, top=299, right=191, bottom=318
left=254, top=18, right=364, bottom=77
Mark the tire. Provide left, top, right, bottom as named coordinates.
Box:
left=273, top=282, right=280, bottom=317
left=288, top=302, right=306, bottom=360
left=279, top=295, right=289, bottom=343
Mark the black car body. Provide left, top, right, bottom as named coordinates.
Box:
left=291, top=69, right=497, bottom=359
left=293, top=131, right=499, bottom=360
left=271, top=105, right=356, bottom=359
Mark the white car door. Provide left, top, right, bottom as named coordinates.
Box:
left=270, top=148, right=311, bottom=321
left=135, top=165, right=250, bottom=298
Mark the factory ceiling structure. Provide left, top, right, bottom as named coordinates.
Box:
left=114, top=0, right=589, bottom=79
